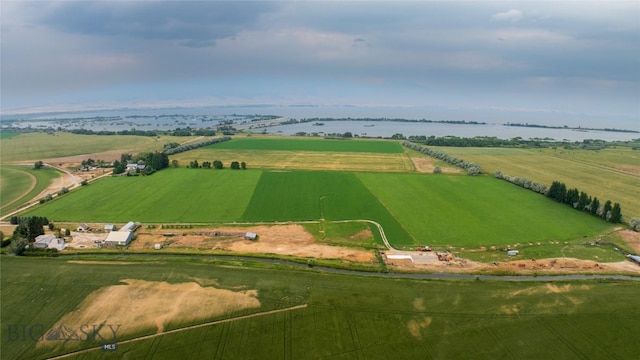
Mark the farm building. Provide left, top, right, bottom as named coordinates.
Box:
left=120, top=221, right=140, bottom=232
left=245, top=232, right=257, bottom=240
left=507, top=250, right=520, bottom=256
left=104, top=224, right=116, bottom=232
left=629, top=255, right=640, bottom=265
left=104, top=231, right=134, bottom=246
left=34, top=234, right=65, bottom=250
left=77, top=223, right=90, bottom=232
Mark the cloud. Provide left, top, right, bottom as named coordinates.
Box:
left=491, top=9, right=523, bottom=22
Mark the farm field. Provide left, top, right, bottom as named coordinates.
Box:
left=0, top=165, right=61, bottom=216
left=24, top=169, right=614, bottom=249
left=0, top=132, right=20, bottom=139
left=358, top=173, right=612, bottom=247
left=434, top=146, right=640, bottom=218
left=2, top=256, right=639, bottom=360
left=207, top=137, right=405, bottom=153
left=170, top=136, right=412, bottom=172
left=0, top=132, right=193, bottom=163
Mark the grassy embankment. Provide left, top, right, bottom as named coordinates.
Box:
left=1, top=256, right=639, bottom=360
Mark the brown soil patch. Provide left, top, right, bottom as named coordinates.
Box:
left=133, top=224, right=374, bottom=262
left=410, top=157, right=461, bottom=174
left=617, top=229, right=640, bottom=253
left=38, top=279, right=260, bottom=348
left=66, top=261, right=163, bottom=265
left=413, top=298, right=425, bottom=311
left=407, top=316, right=432, bottom=339
left=350, top=228, right=373, bottom=240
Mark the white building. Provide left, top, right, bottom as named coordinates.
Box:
left=34, top=234, right=66, bottom=250
left=104, top=231, right=134, bottom=246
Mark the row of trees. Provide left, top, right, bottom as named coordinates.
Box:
left=163, top=136, right=231, bottom=155
left=494, top=172, right=548, bottom=195
left=11, top=216, right=48, bottom=242
left=69, top=128, right=158, bottom=137
left=403, top=141, right=483, bottom=175
left=547, top=181, right=622, bottom=223
left=188, top=160, right=246, bottom=169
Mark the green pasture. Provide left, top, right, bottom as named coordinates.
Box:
left=358, top=173, right=612, bottom=248
left=0, top=132, right=192, bottom=162
left=0, top=165, right=61, bottom=216
left=25, top=168, right=261, bottom=222
left=0, top=132, right=20, bottom=139
left=24, top=169, right=614, bottom=250
left=435, top=146, right=640, bottom=218
left=2, top=256, right=639, bottom=360
left=208, top=137, right=404, bottom=153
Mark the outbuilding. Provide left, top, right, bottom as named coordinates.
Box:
left=120, top=221, right=139, bottom=232
left=245, top=232, right=257, bottom=240
left=104, top=231, right=134, bottom=246
left=34, top=234, right=65, bottom=250
left=507, top=250, right=520, bottom=256
left=629, top=255, right=640, bottom=265
left=104, top=224, right=116, bottom=232
left=77, top=223, right=90, bottom=232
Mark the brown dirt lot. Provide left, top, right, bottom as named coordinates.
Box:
left=38, top=279, right=260, bottom=349
left=132, top=224, right=375, bottom=262
left=617, top=229, right=640, bottom=253
left=409, top=157, right=461, bottom=174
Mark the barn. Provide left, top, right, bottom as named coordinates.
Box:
left=104, top=231, right=134, bottom=246
left=34, top=234, right=65, bottom=250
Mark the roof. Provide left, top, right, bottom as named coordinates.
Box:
left=105, top=231, right=134, bottom=245
left=35, top=234, right=56, bottom=245
left=629, top=255, right=640, bottom=264
left=120, top=221, right=139, bottom=232
left=245, top=232, right=257, bottom=239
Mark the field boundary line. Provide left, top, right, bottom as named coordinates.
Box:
left=0, top=166, right=37, bottom=211
left=46, top=304, right=308, bottom=360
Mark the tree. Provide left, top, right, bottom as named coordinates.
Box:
left=202, top=161, right=211, bottom=169
left=577, top=192, right=590, bottom=211
left=602, top=200, right=613, bottom=220
left=33, top=161, right=44, bottom=169
left=13, top=217, right=45, bottom=242
left=230, top=161, right=240, bottom=170
left=112, top=160, right=125, bottom=174
left=590, top=197, right=600, bottom=216
left=189, top=160, right=199, bottom=168
left=171, top=160, right=180, bottom=168
left=630, top=217, right=640, bottom=232
left=241, top=161, right=246, bottom=170
left=342, top=132, right=353, bottom=138
left=10, top=236, right=28, bottom=256
left=610, top=203, right=622, bottom=223
left=433, top=166, right=442, bottom=174
left=213, top=160, right=223, bottom=169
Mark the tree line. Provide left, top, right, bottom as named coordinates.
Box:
left=546, top=181, right=622, bottom=223
left=162, top=136, right=231, bottom=155
left=402, top=141, right=482, bottom=175
left=494, top=172, right=548, bottom=195
left=188, top=160, right=246, bottom=170
left=405, top=135, right=640, bottom=151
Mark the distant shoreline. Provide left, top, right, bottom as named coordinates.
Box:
left=505, top=122, right=639, bottom=134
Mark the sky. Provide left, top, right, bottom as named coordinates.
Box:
left=1, top=1, right=639, bottom=127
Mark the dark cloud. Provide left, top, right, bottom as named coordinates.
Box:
left=37, top=1, right=279, bottom=46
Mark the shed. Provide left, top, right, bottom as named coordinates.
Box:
left=120, top=221, right=139, bottom=232
left=34, top=234, right=65, bottom=250
left=154, top=244, right=162, bottom=250
left=104, top=224, right=116, bottom=232
left=104, top=231, right=134, bottom=246
left=77, top=223, right=90, bottom=232
left=245, top=232, right=257, bottom=240
left=629, top=255, right=640, bottom=265
left=386, top=254, right=414, bottom=263
left=507, top=250, right=520, bottom=256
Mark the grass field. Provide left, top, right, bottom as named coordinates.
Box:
left=24, top=169, right=613, bottom=249
left=434, top=147, right=640, bottom=218
left=358, top=173, right=612, bottom=247
left=0, top=132, right=192, bottom=162
left=208, top=137, right=405, bottom=153
left=0, top=132, right=20, bottom=139
left=0, top=165, right=61, bottom=216
left=2, top=256, right=639, bottom=359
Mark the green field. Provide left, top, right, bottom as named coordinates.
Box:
left=208, top=137, right=404, bottom=153
left=0, top=165, right=61, bottom=216
left=2, top=256, right=639, bottom=359
left=0, top=132, right=193, bottom=162
left=25, top=169, right=613, bottom=248
left=434, top=146, right=640, bottom=218
left=0, top=132, right=20, bottom=139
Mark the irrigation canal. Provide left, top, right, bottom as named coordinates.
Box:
left=59, top=253, right=640, bottom=282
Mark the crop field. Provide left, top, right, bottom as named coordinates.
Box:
left=207, top=137, right=405, bottom=153
left=0, top=165, right=61, bottom=216
left=2, top=256, right=639, bottom=360
left=0, top=132, right=20, bottom=139
left=24, top=169, right=613, bottom=249
left=434, top=147, right=640, bottom=218
left=0, top=132, right=192, bottom=162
